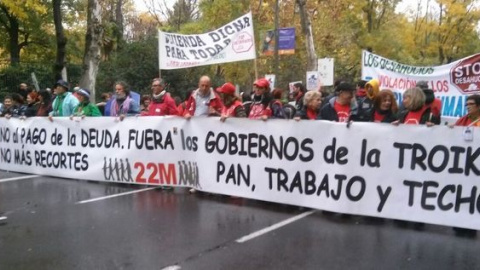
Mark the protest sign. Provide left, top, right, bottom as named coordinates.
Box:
left=1, top=117, right=479, bottom=230
left=159, top=12, right=256, bottom=69
left=362, top=50, right=480, bottom=117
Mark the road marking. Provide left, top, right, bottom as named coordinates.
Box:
left=161, top=265, right=181, bottom=270
left=76, top=187, right=158, bottom=204
left=236, top=210, right=316, bottom=243
left=0, top=216, right=7, bottom=221
left=0, top=175, right=39, bottom=183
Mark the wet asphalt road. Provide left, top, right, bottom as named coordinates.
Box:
left=0, top=171, right=479, bottom=270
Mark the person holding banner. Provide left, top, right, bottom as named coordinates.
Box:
left=183, top=76, right=223, bottom=119
left=70, top=88, right=102, bottom=118
left=108, top=81, right=140, bottom=120
left=416, top=81, right=442, bottom=125
left=36, top=90, right=52, bottom=117
left=294, top=90, right=322, bottom=120
left=249, top=78, right=273, bottom=120
left=142, top=78, right=178, bottom=117
left=48, top=80, right=79, bottom=120
left=320, top=82, right=358, bottom=122
left=217, top=82, right=246, bottom=121
left=455, top=94, right=480, bottom=127
left=23, top=91, right=41, bottom=117
left=370, top=90, right=398, bottom=123
left=395, top=87, right=438, bottom=126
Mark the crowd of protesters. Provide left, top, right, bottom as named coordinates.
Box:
left=0, top=75, right=479, bottom=237
left=0, top=76, right=479, bottom=129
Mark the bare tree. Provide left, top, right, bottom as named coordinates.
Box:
left=79, top=0, right=104, bottom=102
left=296, top=0, right=317, bottom=71
left=53, top=0, right=67, bottom=80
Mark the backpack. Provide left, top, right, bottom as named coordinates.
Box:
left=283, top=103, right=296, bottom=119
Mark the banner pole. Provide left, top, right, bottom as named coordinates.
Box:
left=254, top=59, right=258, bottom=79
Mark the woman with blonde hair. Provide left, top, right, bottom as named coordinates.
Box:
left=395, top=87, right=438, bottom=126
left=294, top=90, right=322, bottom=120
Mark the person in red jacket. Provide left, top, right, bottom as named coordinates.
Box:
left=455, top=94, right=480, bottom=127
left=217, top=82, right=246, bottom=121
left=183, top=75, right=223, bottom=119
left=142, top=78, right=179, bottom=116
left=249, top=78, right=272, bottom=120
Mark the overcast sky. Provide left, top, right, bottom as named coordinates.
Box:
left=132, top=0, right=432, bottom=17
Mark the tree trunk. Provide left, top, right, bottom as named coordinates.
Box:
left=0, top=5, right=21, bottom=65
left=115, top=0, right=124, bottom=50
left=79, top=0, right=103, bottom=103
left=53, top=0, right=67, bottom=81
left=296, top=0, right=317, bottom=71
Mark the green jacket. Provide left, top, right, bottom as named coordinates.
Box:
left=73, top=102, right=102, bottom=117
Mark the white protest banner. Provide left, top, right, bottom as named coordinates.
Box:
left=306, top=71, right=319, bottom=90
left=362, top=50, right=480, bottom=117
left=158, top=12, right=256, bottom=70
left=1, top=117, right=479, bottom=230
left=265, top=74, right=276, bottom=89
left=318, top=58, right=334, bottom=86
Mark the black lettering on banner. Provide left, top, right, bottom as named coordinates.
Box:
left=465, top=147, right=480, bottom=176
left=376, top=185, right=392, bottom=212
left=0, top=127, right=10, bottom=143
left=438, top=185, right=455, bottom=211
left=205, top=132, right=313, bottom=161
left=403, top=180, right=480, bottom=214
left=394, top=142, right=480, bottom=176
left=449, top=146, right=465, bottom=174
left=0, top=148, right=12, bottom=163
left=360, top=139, right=381, bottom=167
left=345, top=176, right=366, bottom=201
left=181, top=130, right=197, bottom=151
left=331, top=174, right=347, bottom=200
left=20, top=128, right=47, bottom=145
left=34, top=150, right=88, bottom=171
left=67, top=128, right=77, bottom=146
left=217, top=161, right=250, bottom=187
left=404, top=180, right=423, bottom=206
left=82, top=129, right=121, bottom=149
left=50, top=128, right=63, bottom=146
left=127, top=129, right=173, bottom=150
left=324, top=138, right=348, bottom=165
left=14, top=147, right=32, bottom=166
left=421, top=181, right=439, bottom=210
left=455, top=185, right=477, bottom=214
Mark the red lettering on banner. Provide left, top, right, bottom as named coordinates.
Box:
left=134, top=162, right=177, bottom=185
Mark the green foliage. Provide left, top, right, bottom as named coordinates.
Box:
left=0, top=62, right=82, bottom=100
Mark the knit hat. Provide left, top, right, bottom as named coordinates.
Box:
left=77, top=88, right=91, bottom=98
left=253, top=78, right=270, bottom=89
left=217, top=82, right=236, bottom=95
left=365, top=79, right=380, bottom=99
left=55, top=79, right=69, bottom=90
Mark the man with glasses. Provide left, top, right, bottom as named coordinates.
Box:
left=141, top=78, right=178, bottom=116
left=455, top=95, right=480, bottom=127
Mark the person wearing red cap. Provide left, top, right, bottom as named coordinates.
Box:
left=183, top=76, right=224, bottom=119
left=141, top=78, right=178, bottom=116
left=217, top=82, right=246, bottom=121
left=249, top=78, right=272, bottom=120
